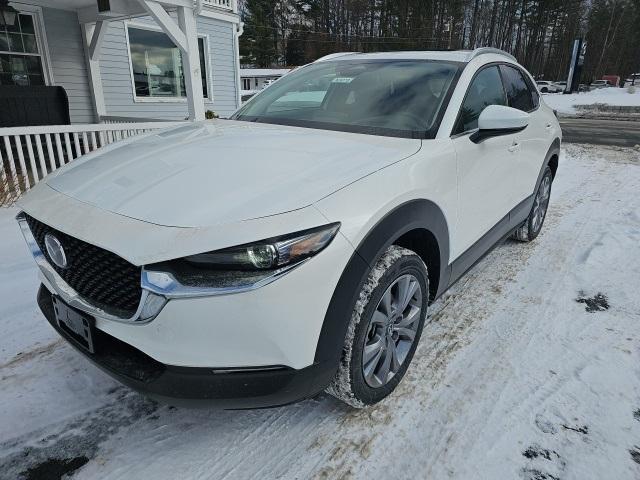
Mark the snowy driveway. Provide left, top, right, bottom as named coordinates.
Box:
left=1, top=144, right=640, bottom=480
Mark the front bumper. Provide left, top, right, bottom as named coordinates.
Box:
left=38, top=286, right=335, bottom=408
left=21, top=208, right=355, bottom=370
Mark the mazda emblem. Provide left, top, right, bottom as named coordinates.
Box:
left=44, top=233, right=68, bottom=269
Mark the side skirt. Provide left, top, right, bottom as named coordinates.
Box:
left=440, top=193, right=534, bottom=296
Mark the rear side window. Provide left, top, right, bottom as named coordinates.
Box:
left=454, top=66, right=506, bottom=134
left=500, top=65, right=535, bottom=112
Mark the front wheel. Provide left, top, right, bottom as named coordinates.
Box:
left=513, top=166, right=553, bottom=242
left=326, top=245, right=428, bottom=408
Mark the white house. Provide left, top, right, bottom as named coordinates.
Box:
left=1, top=0, right=242, bottom=122
left=0, top=0, right=243, bottom=204
left=240, top=68, right=290, bottom=92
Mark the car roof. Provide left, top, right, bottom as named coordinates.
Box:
left=315, top=48, right=516, bottom=64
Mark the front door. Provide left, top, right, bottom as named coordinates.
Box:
left=499, top=64, right=547, bottom=204
left=450, top=65, right=521, bottom=258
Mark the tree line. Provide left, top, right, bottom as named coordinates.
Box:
left=239, top=0, right=640, bottom=83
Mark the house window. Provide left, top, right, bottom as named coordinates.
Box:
left=242, top=78, right=251, bottom=90
left=0, top=13, right=46, bottom=86
left=127, top=26, right=209, bottom=99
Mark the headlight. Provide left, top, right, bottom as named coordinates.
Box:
left=183, top=223, right=340, bottom=270
left=145, top=223, right=341, bottom=292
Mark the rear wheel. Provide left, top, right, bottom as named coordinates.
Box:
left=326, top=245, right=428, bottom=408
left=513, top=166, right=553, bottom=242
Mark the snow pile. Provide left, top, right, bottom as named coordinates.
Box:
left=1, top=145, right=640, bottom=479
left=543, top=87, right=640, bottom=114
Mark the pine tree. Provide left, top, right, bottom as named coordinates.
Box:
left=240, top=0, right=278, bottom=67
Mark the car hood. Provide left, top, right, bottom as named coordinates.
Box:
left=44, top=120, right=421, bottom=228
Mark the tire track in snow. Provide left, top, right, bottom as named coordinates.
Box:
left=0, top=388, right=158, bottom=480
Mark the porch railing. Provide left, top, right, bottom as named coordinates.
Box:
left=0, top=122, right=183, bottom=206
left=202, top=0, right=237, bottom=12
left=99, top=115, right=182, bottom=124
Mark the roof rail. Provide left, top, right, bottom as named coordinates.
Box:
left=466, top=47, right=517, bottom=62
left=314, top=52, right=359, bottom=62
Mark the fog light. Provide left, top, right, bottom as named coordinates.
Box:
left=139, top=292, right=167, bottom=321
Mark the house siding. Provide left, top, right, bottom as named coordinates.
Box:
left=99, top=15, right=239, bottom=119
left=41, top=8, right=95, bottom=124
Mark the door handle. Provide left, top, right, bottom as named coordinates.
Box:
left=508, top=142, right=520, bottom=153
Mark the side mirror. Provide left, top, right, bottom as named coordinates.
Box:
left=470, top=105, right=529, bottom=143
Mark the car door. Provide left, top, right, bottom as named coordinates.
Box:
left=499, top=64, right=549, bottom=204
left=450, top=65, right=521, bottom=257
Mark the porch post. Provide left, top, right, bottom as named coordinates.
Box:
left=81, top=22, right=107, bottom=120
left=234, top=22, right=244, bottom=109
left=140, top=0, right=205, bottom=121
left=177, top=5, right=205, bottom=121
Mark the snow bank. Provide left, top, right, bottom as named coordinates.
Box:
left=543, top=87, right=640, bottom=114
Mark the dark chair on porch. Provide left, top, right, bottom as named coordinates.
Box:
left=0, top=86, right=71, bottom=199
left=0, top=85, right=70, bottom=128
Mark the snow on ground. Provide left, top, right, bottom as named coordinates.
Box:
left=1, top=144, right=640, bottom=480
left=544, top=87, right=640, bottom=114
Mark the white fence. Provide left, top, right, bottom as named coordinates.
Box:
left=0, top=122, right=182, bottom=206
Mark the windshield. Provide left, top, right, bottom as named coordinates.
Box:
left=232, top=60, right=461, bottom=138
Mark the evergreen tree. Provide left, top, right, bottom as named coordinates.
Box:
left=238, top=0, right=640, bottom=80
left=240, top=0, right=278, bottom=67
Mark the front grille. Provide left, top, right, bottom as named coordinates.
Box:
left=25, top=214, right=142, bottom=317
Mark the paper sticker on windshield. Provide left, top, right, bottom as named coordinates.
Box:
left=332, top=77, right=354, bottom=84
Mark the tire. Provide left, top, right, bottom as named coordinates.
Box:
left=326, top=245, right=429, bottom=408
left=513, top=166, right=553, bottom=242
left=541, top=87, right=548, bottom=93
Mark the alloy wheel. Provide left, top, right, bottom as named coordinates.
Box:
left=532, top=174, right=551, bottom=233
left=362, top=274, right=423, bottom=388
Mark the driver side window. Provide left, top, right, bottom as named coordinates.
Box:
left=454, top=66, right=507, bottom=135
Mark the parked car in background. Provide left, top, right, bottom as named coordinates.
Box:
left=554, top=81, right=567, bottom=91
left=535, top=80, right=562, bottom=93
left=601, top=75, right=620, bottom=87
left=590, top=80, right=612, bottom=89
left=262, top=78, right=277, bottom=89
left=17, top=48, right=561, bottom=409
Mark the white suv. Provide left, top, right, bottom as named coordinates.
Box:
left=535, top=80, right=562, bottom=93
left=17, top=48, right=561, bottom=408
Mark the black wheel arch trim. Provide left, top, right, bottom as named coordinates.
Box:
left=513, top=138, right=559, bottom=225
left=537, top=138, right=560, bottom=188
left=313, top=199, right=450, bottom=369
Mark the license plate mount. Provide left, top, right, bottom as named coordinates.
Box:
left=52, top=296, right=96, bottom=353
